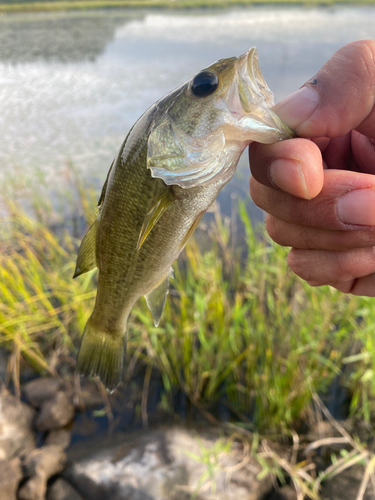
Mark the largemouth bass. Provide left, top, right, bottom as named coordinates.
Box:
left=74, top=48, right=294, bottom=391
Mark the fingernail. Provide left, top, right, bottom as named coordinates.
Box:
left=273, top=86, right=319, bottom=129
left=337, top=189, right=375, bottom=226
left=270, top=158, right=310, bottom=199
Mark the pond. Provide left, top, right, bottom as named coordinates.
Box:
left=1, top=4, right=375, bottom=215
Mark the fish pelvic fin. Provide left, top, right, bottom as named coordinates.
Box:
left=73, top=218, right=98, bottom=278
left=137, top=187, right=175, bottom=250
left=144, top=267, right=174, bottom=327
left=76, top=317, right=125, bottom=392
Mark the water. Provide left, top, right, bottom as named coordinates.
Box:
left=1, top=5, right=375, bottom=205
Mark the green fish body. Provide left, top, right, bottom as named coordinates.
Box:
left=74, top=48, right=294, bottom=391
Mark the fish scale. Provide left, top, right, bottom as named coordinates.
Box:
left=74, top=48, right=295, bottom=391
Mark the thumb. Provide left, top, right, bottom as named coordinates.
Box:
left=274, top=40, right=375, bottom=140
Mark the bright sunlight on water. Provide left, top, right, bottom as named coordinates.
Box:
left=1, top=5, right=375, bottom=194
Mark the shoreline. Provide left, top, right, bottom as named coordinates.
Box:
left=1, top=0, right=375, bottom=15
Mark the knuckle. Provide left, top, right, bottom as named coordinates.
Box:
left=351, top=39, right=375, bottom=71
left=364, top=245, right=375, bottom=265
left=249, top=177, right=264, bottom=209
left=340, top=40, right=375, bottom=94
left=288, top=248, right=329, bottom=286
left=353, top=40, right=375, bottom=90
left=334, top=252, right=348, bottom=278
left=287, top=249, right=309, bottom=279
left=300, top=227, right=319, bottom=250
left=291, top=199, right=329, bottom=230
left=265, top=216, right=284, bottom=245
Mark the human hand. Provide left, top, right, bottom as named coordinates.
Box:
left=249, top=40, right=375, bottom=296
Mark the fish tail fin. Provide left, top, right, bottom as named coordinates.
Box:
left=77, top=317, right=125, bottom=392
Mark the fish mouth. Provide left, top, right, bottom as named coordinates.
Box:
left=224, top=48, right=295, bottom=142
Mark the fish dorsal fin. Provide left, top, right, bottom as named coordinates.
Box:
left=73, top=218, right=98, bottom=278
left=144, top=267, right=174, bottom=327
left=147, top=118, right=227, bottom=189
left=97, top=159, right=114, bottom=211
left=137, top=187, right=175, bottom=250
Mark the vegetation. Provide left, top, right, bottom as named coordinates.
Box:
left=1, top=0, right=374, bottom=14
left=2, top=177, right=375, bottom=434
left=193, top=402, right=375, bottom=500
left=3, top=177, right=375, bottom=497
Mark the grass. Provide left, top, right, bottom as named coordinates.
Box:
left=4, top=178, right=375, bottom=498
left=1, top=0, right=374, bottom=14
left=0, top=176, right=98, bottom=383
left=2, top=177, right=375, bottom=435
left=130, top=201, right=366, bottom=432
left=179, top=393, right=375, bottom=499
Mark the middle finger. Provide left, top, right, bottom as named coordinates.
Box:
left=250, top=169, right=375, bottom=230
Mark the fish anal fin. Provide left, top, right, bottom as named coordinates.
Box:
left=179, top=211, right=205, bottom=251
left=137, top=188, right=175, bottom=250
left=145, top=268, right=174, bottom=327
left=77, top=316, right=125, bottom=393
left=73, top=218, right=98, bottom=278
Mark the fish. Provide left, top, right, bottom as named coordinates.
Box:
left=74, top=48, right=295, bottom=391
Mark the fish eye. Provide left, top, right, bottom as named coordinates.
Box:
left=191, top=71, right=219, bottom=97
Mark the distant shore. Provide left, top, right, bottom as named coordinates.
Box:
left=1, top=0, right=374, bottom=15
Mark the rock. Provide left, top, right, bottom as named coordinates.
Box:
left=0, top=457, right=22, bottom=500
left=278, top=486, right=298, bottom=500
left=19, top=445, right=67, bottom=500
left=321, top=464, right=374, bottom=500
left=36, top=391, right=75, bottom=431
left=45, top=429, right=72, bottom=450
left=22, top=444, right=67, bottom=478
left=74, top=379, right=103, bottom=410
left=0, top=391, right=36, bottom=460
left=23, top=378, right=62, bottom=409
left=47, top=478, right=84, bottom=500
left=70, top=414, right=98, bottom=440
left=65, top=427, right=273, bottom=500
left=19, top=474, right=47, bottom=500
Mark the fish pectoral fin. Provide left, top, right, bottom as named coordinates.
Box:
left=137, top=187, right=176, bottom=250
left=144, top=267, right=174, bottom=327
left=73, top=218, right=98, bottom=278
left=179, top=211, right=205, bottom=251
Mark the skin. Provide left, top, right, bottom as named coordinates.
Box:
left=248, top=40, right=375, bottom=297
